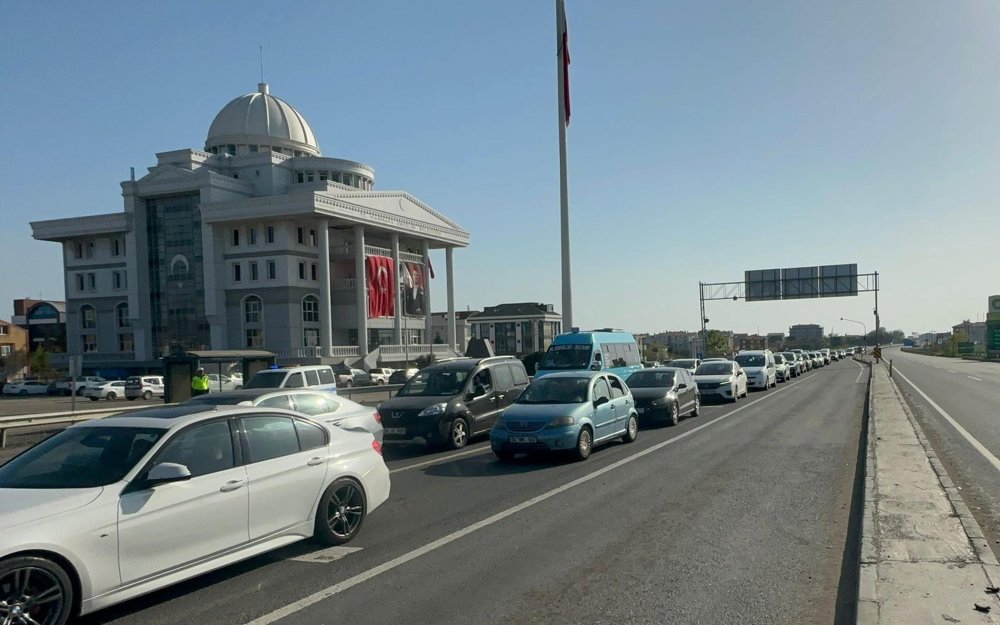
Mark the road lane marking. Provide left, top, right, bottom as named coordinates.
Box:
left=243, top=375, right=823, bottom=625
left=290, top=547, right=362, bottom=564
left=968, top=376, right=983, bottom=382
left=893, top=368, right=1000, bottom=474
left=389, top=446, right=492, bottom=474
left=947, top=370, right=958, bottom=374
left=853, top=359, right=867, bottom=383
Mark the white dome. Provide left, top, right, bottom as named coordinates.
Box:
left=206, top=83, right=320, bottom=156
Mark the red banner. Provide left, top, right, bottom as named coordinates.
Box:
left=366, top=255, right=395, bottom=318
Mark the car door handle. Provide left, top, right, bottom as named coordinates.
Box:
left=497, top=394, right=505, bottom=400
left=307, top=457, right=326, bottom=466
left=219, top=480, right=244, bottom=493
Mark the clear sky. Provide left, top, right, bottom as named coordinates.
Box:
left=2, top=1, right=999, bottom=337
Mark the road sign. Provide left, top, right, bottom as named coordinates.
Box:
left=68, top=355, right=82, bottom=378
left=957, top=341, right=975, bottom=354
left=989, top=295, right=1000, bottom=314
left=987, top=320, right=1000, bottom=352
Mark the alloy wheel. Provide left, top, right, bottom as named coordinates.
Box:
left=326, top=483, right=365, bottom=539
left=450, top=419, right=468, bottom=449
left=0, top=566, right=66, bottom=625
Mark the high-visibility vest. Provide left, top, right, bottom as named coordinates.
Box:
left=191, top=375, right=209, bottom=391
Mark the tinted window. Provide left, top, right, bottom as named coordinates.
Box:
left=593, top=378, right=611, bottom=401
left=518, top=377, right=590, bottom=404
left=493, top=364, right=514, bottom=391
left=245, top=370, right=287, bottom=389
left=511, top=364, right=529, bottom=386
left=625, top=370, right=675, bottom=388
left=541, top=344, right=593, bottom=369
left=734, top=354, right=765, bottom=367
left=292, top=393, right=332, bottom=416
left=472, top=368, right=492, bottom=394
left=285, top=372, right=305, bottom=388
left=317, top=368, right=336, bottom=385
left=155, top=421, right=234, bottom=478
left=695, top=363, right=735, bottom=376
left=257, top=395, right=292, bottom=410
left=294, top=419, right=327, bottom=451
left=243, top=416, right=301, bottom=462
left=305, top=370, right=321, bottom=386
left=608, top=377, right=626, bottom=398
left=397, top=369, right=469, bottom=397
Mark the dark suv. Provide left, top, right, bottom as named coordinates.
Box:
left=377, top=356, right=530, bottom=449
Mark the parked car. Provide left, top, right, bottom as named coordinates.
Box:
left=0, top=403, right=389, bottom=625
left=125, top=375, right=165, bottom=400
left=185, top=388, right=383, bottom=443
left=332, top=363, right=373, bottom=388
left=694, top=360, right=748, bottom=403
left=243, top=365, right=338, bottom=393
left=810, top=351, right=825, bottom=368
left=55, top=376, right=106, bottom=396
left=780, top=352, right=802, bottom=377
left=625, top=367, right=699, bottom=425
left=2, top=381, right=50, bottom=396
left=667, top=358, right=701, bottom=374
left=490, top=370, right=638, bottom=461
left=773, top=353, right=792, bottom=382
left=378, top=356, right=530, bottom=449
left=388, top=368, right=419, bottom=384
left=820, top=349, right=832, bottom=364
left=207, top=373, right=243, bottom=392
left=368, top=368, right=395, bottom=385
left=734, top=350, right=777, bottom=390
left=84, top=380, right=127, bottom=401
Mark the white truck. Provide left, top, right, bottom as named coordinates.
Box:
left=368, top=368, right=395, bottom=385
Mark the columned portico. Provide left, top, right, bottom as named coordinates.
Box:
left=354, top=226, right=369, bottom=354
left=318, top=219, right=333, bottom=357
left=446, top=247, right=456, bottom=351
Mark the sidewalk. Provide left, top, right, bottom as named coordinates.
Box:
left=860, top=362, right=1000, bottom=623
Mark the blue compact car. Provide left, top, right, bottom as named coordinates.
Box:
left=490, top=371, right=638, bottom=461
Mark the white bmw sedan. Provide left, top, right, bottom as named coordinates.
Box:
left=0, top=404, right=390, bottom=625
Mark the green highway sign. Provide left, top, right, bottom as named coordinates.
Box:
left=988, top=320, right=1000, bottom=353
left=957, top=341, right=975, bottom=354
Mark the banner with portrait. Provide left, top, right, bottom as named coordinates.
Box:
left=400, top=261, right=426, bottom=316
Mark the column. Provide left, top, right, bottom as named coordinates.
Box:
left=446, top=247, right=456, bottom=351
left=354, top=226, right=369, bottom=354
left=391, top=234, right=403, bottom=345
left=422, top=241, right=433, bottom=345
left=318, top=219, right=333, bottom=357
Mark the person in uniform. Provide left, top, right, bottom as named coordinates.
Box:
left=191, top=367, right=210, bottom=397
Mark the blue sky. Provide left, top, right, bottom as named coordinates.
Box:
left=2, top=1, right=999, bottom=337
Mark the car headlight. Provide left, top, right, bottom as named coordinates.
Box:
left=651, top=396, right=669, bottom=406
left=418, top=402, right=447, bottom=417
left=545, top=416, right=576, bottom=429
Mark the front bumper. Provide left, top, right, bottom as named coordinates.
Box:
left=698, top=385, right=735, bottom=399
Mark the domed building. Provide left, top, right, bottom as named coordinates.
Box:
left=31, top=84, right=469, bottom=374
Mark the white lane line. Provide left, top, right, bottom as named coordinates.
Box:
left=947, top=370, right=958, bottom=374
left=968, top=376, right=984, bottom=382
left=388, top=446, right=491, bottom=474
left=244, top=376, right=822, bottom=625
left=893, top=368, right=1000, bottom=474
left=853, top=359, right=866, bottom=384
left=291, top=546, right=362, bottom=564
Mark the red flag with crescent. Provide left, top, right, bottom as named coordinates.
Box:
left=366, top=255, right=395, bottom=318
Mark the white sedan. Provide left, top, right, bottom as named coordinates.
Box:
left=693, top=360, right=748, bottom=403
left=83, top=380, right=127, bottom=401
left=0, top=404, right=390, bottom=625
left=1, top=381, right=49, bottom=396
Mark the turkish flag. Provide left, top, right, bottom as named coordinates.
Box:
left=366, top=255, right=395, bottom=318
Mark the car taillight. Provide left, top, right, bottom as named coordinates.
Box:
left=373, top=410, right=382, bottom=423
left=372, top=440, right=383, bottom=456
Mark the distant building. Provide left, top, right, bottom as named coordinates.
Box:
left=952, top=320, right=986, bottom=346
left=788, top=324, right=824, bottom=349
left=11, top=299, right=66, bottom=353
left=0, top=319, right=29, bottom=359
left=430, top=310, right=477, bottom=352
left=733, top=333, right=766, bottom=352
left=766, top=333, right=785, bottom=350
left=646, top=331, right=699, bottom=358
left=468, top=303, right=562, bottom=357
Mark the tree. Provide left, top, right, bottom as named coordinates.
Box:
left=706, top=330, right=729, bottom=357
left=29, top=348, right=51, bottom=379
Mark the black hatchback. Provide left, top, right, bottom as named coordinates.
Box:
left=377, top=356, right=530, bottom=449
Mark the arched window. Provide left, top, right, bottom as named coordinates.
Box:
left=302, top=295, right=319, bottom=323
left=116, top=302, right=130, bottom=328
left=242, top=295, right=264, bottom=348
left=80, top=305, right=97, bottom=330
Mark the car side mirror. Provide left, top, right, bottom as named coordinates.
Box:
left=146, top=462, right=192, bottom=486
left=676, top=383, right=687, bottom=389
left=593, top=396, right=609, bottom=407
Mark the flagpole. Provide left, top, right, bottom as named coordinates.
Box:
left=556, top=0, right=573, bottom=330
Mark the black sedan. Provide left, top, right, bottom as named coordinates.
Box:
left=625, top=367, right=700, bottom=426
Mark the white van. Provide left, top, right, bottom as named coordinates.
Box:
left=243, top=365, right=338, bottom=393
left=125, top=375, right=165, bottom=400
left=734, top=350, right=777, bottom=390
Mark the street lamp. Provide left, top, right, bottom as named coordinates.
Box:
left=841, top=317, right=868, bottom=348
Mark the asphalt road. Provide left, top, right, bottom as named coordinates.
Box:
left=73, top=358, right=866, bottom=625
left=885, top=347, right=1000, bottom=554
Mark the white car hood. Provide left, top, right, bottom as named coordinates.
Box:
left=742, top=366, right=766, bottom=375
left=0, top=487, right=104, bottom=530
left=694, top=374, right=734, bottom=384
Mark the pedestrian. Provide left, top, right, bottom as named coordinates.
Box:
left=191, top=367, right=210, bottom=396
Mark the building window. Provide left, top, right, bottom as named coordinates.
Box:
left=87, top=273, right=96, bottom=291
left=250, top=262, right=259, bottom=281
left=0, top=345, right=11, bottom=357
left=302, top=295, right=320, bottom=322
left=116, top=303, right=130, bottom=328
left=309, top=229, right=316, bottom=246
left=266, top=225, right=275, bottom=243
left=297, top=172, right=304, bottom=184
left=233, top=264, right=242, bottom=282
left=319, top=172, right=327, bottom=181
left=250, top=144, right=259, bottom=152
left=245, top=329, right=263, bottom=348
left=119, top=333, right=134, bottom=353
left=303, top=328, right=320, bottom=347
left=244, top=295, right=262, bottom=324
left=249, top=227, right=257, bottom=245
left=86, top=241, right=95, bottom=258
left=0, top=326, right=8, bottom=336
left=267, top=260, right=276, bottom=280
left=306, top=172, right=314, bottom=182
left=310, top=263, right=317, bottom=281
left=297, top=227, right=304, bottom=244
left=113, top=271, right=123, bottom=290
left=74, top=242, right=83, bottom=259
left=75, top=274, right=84, bottom=292
left=232, top=229, right=240, bottom=246
left=80, top=305, right=96, bottom=330
left=82, top=334, right=97, bottom=353
left=227, top=144, right=236, bottom=155
left=112, top=239, right=122, bottom=257
left=298, top=262, right=306, bottom=280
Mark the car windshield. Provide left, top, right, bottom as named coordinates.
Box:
left=626, top=371, right=675, bottom=388
left=782, top=353, right=796, bottom=360
left=0, top=426, right=166, bottom=489
left=734, top=354, right=765, bottom=367
left=540, top=344, right=593, bottom=369
left=695, top=363, right=733, bottom=376
left=244, top=370, right=286, bottom=389
left=397, top=369, right=469, bottom=397
left=517, top=377, right=590, bottom=404
left=670, top=359, right=697, bottom=368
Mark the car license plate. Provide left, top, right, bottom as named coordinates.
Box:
left=637, top=407, right=646, bottom=414
left=509, top=436, right=537, bottom=444
left=384, top=428, right=406, bottom=436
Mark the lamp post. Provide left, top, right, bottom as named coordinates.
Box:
left=841, top=317, right=868, bottom=349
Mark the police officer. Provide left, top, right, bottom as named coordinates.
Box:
left=191, top=367, right=210, bottom=396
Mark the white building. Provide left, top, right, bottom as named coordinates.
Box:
left=31, top=83, right=469, bottom=372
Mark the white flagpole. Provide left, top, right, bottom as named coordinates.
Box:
left=556, top=0, right=573, bottom=330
